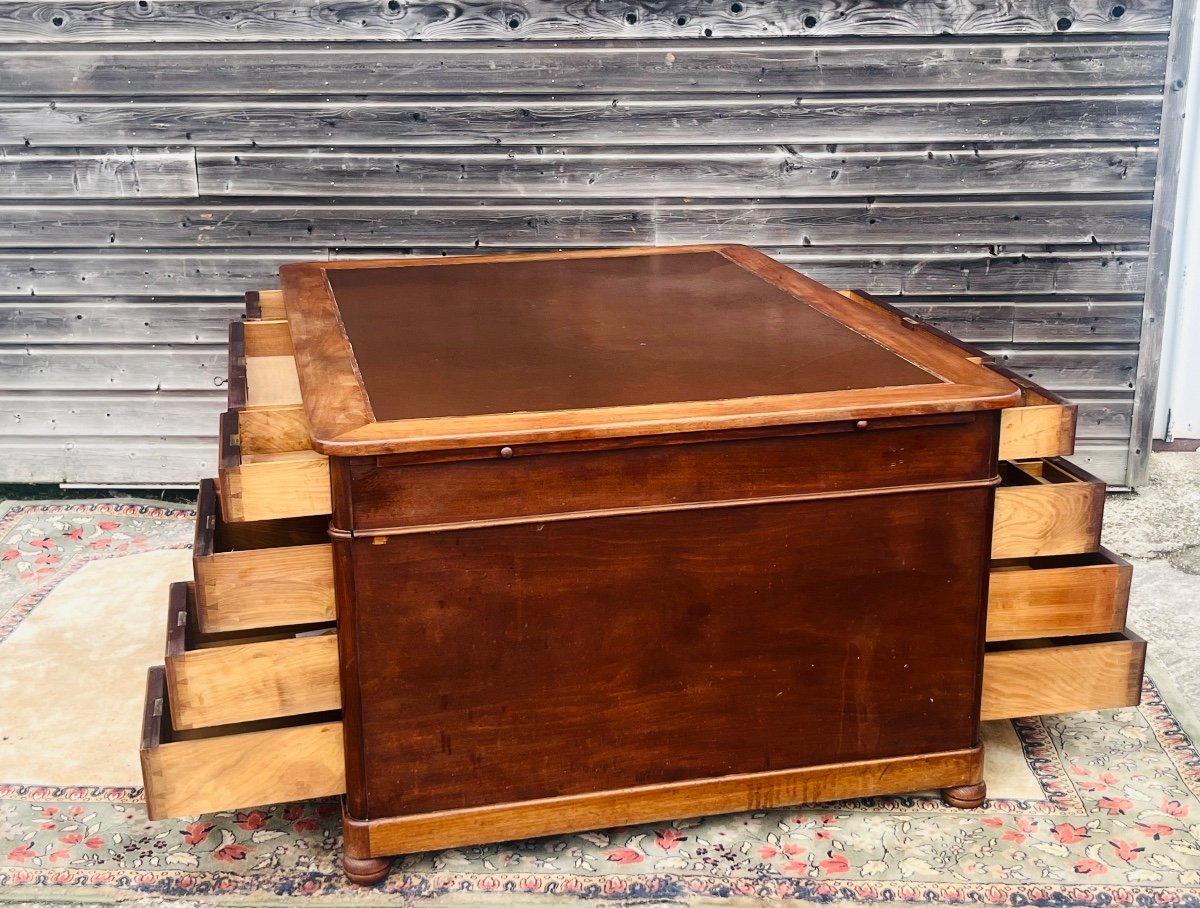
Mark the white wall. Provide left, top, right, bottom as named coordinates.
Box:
left=1157, top=21, right=1200, bottom=441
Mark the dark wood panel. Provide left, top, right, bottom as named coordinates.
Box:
left=0, top=148, right=197, bottom=199
left=0, top=391, right=223, bottom=436
left=0, top=300, right=241, bottom=343
left=198, top=145, right=1159, bottom=198
left=0, top=200, right=1152, bottom=249
left=0, top=0, right=1170, bottom=42
left=1, top=40, right=1167, bottom=95
left=1, top=95, right=1162, bottom=147
left=348, top=486, right=990, bottom=817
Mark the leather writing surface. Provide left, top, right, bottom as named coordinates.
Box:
left=327, top=251, right=940, bottom=422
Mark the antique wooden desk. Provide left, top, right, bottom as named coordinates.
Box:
left=140, top=245, right=1144, bottom=884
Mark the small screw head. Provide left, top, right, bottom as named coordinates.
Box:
left=500, top=446, right=514, bottom=458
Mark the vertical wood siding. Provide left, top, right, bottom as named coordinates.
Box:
left=0, top=0, right=1180, bottom=486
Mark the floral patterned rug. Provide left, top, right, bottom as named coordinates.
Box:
left=0, top=499, right=1198, bottom=906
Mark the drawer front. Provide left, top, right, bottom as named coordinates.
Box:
left=141, top=666, right=345, bottom=820
left=352, top=411, right=997, bottom=531
left=219, top=409, right=332, bottom=522
left=164, top=583, right=340, bottom=730
left=981, top=632, right=1145, bottom=721
left=987, top=548, right=1131, bottom=642
left=995, top=368, right=1077, bottom=462
left=193, top=479, right=334, bottom=633
left=992, top=458, right=1104, bottom=559
left=227, top=320, right=302, bottom=411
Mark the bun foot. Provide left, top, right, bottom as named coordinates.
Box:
left=942, top=781, right=987, bottom=809
left=343, top=854, right=390, bottom=886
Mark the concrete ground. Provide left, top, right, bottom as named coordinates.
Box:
left=1101, top=451, right=1200, bottom=712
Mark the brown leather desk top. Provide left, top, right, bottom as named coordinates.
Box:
left=328, top=250, right=939, bottom=422
left=279, top=245, right=1019, bottom=455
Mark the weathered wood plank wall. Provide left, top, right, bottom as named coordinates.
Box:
left=0, top=0, right=1186, bottom=486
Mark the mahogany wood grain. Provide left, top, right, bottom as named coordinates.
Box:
left=991, top=458, right=1104, bottom=558
left=343, top=484, right=992, bottom=819
left=342, top=746, right=984, bottom=858
left=986, top=548, right=1131, bottom=642
left=349, top=412, right=995, bottom=530
left=193, top=479, right=334, bottom=633
left=980, top=632, right=1146, bottom=720
left=140, top=666, right=345, bottom=821
left=164, top=582, right=339, bottom=729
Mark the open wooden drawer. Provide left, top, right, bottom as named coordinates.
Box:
left=987, top=548, right=1131, bottom=642
left=141, top=665, right=345, bottom=820
left=219, top=407, right=331, bottom=522
left=992, top=458, right=1104, bottom=559
left=164, top=582, right=341, bottom=730
left=981, top=631, right=1145, bottom=720
left=194, top=478, right=334, bottom=633
left=227, top=319, right=301, bottom=411
left=993, top=367, right=1077, bottom=462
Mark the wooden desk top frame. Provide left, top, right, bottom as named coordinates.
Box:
left=280, top=244, right=1019, bottom=457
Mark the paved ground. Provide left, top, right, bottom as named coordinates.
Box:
left=1102, top=451, right=1200, bottom=713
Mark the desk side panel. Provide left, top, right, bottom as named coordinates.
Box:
left=341, top=482, right=992, bottom=820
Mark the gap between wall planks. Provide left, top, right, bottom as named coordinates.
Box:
left=0, top=0, right=1185, bottom=487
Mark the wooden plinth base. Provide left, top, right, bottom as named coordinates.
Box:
left=340, top=745, right=984, bottom=880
